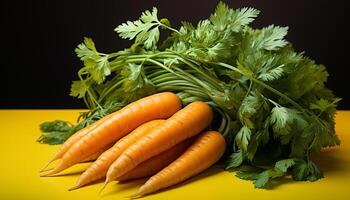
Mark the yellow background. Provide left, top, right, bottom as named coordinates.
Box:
left=0, top=110, right=349, bottom=200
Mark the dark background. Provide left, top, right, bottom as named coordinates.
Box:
left=1, top=0, right=349, bottom=109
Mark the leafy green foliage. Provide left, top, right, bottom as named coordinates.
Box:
left=235, top=165, right=263, bottom=180
left=115, top=7, right=165, bottom=49
left=39, top=1, right=340, bottom=189
left=37, top=120, right=74, bottom=145
left=235, top=126, right=251, bottom=151
left=169, top=3, right=259, bottom=62
left=75, top=37, right=111, bottom=84
left=292, top=159, right=324, bottom=181
left=225, top=150, right=244, bottom=169
left=310, top=98, right=341, bottom=114
left=39, top=120, right=72, bottom=132
left=252, top=25, right=289, bottom=51
left=119, top=63, right=157, bottom=103
left=269, top=105, right=307, bottom=136
left=70, top=80, right=89, bottom=98
left=235, top=159, right=296, bottom=188
left=210, top=2, right=260, bottom=32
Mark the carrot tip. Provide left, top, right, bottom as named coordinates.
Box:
left=68, top=185, right=80, bottom=191
left=39, top=167, right=53, bottom=173
left=127, top=192, right=141, bottom=199
left=39, top=158, right=56, bottom=172
left=39, top=168, right=56, bottom=177
left=98, top=181, right=109, bottom=195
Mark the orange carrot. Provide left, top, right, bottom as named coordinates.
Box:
left=117, top=139, right=193, bottom=182
left=69, top=120, right=165, bottom=190
left=41, top=142, right=114, bottom=173
left=104, top=101, right=213, bottom=187
left=80, top=142, right=114, bottom=163
left=40, top=92, right=181, bottom=177
left=132, top=131, right=226, bottom=198
left=39, top=119, right=107, bottom=172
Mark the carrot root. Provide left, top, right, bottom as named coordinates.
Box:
left=135, top=131, right=226, bottom=197
left=70, top=120, right=165, bottom=191
left=40, top=117, right=109, bottom=172
left=106, top=101, right=213, bottom=182
left=99, top=181, right=109, bottom=195
left=39, top=157, right=57, bottom=172
left=127, top=193, right=142, bottom=199
left=41, top=92, right=181, bottom=177
left=117, top=139, right=193, bottom=182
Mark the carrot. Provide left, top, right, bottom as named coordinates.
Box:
left=104, top=101, right=213, bottom=188
left=40, top=92, right=181, bottom=177
left=80, top=142, right=114, bottom=163
left=39, top=119, right=106, bottom=172
left=117, top=139, right=193, bottom=182
left=69, top=120, right=165, bottom=190
left=41, top=142, right=114, bottom=173
left=132, top=131, right=226, bottom=198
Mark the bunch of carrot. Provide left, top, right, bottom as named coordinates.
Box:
left=40, top=92, right=226, bottom=197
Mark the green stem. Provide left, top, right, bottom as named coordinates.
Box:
left=159, top=23, right=180, bottom=34
left=168, top=54, right=223, bottom=90
left=182, top=96, right=207, bottom=105
left=108, top=52, right=173, bottom=71
left=150, top=75, right=178, bottom=84
left=156, top=80, right=203, bottom=89
left=244, top=80, right=253, bottom=99
left=146, top=69, right=167, bottom=78
left=171, top=67, right=214, bottom=92
left=156, top=85, right=210, bottom=99
left=176, top=92, right=193, bottom=101
left=217, top=110, right=227, bottom=133
left=98, top=79, right=126, bottom=103
left=144, top=58, right=199, bottom=86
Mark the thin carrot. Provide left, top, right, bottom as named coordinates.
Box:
left=39, top=119, right=107, bottom=172
left=117, top=138, right=193, bottom=182
left=69, top=120, right=165, bottom=190
left=132, top=131, right=226, bottom=198
left=104, top=101, right=213, bottom=188
left=40, top=92, right=181, bottom=177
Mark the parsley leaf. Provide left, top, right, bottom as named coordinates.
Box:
left=235, top=126, right=252, bottom=151
left=225, top=150, right=244, bottom=169
left=70, top=80, right=89, bottom=98
left=210, top=2, right=260, bottom=32
left=252, top=25, right=289, bottom=51
left=37, top=120, right=74, bottom=145
left=75, top=37, right=111, bottom=84
left=115, top=7, right=166, bottom=49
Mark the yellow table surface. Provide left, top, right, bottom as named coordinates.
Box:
left=0, top=110, right=349, bottom=200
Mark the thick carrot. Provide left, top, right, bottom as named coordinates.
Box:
left=117, top=139, right=193, bottom=182
left=40, top=92, right=181, bottom=177
left=104, top=101, right=213, bottom=186
left=69, top=120, right=165, bottom=190
left=132, top=131, right=226, bottom=198
left=40, top=119, right=106, bottom=172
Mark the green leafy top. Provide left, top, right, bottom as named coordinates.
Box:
left=75, top=37, right=111, bottom=84
left=115, top=7, right=174, bottom=49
